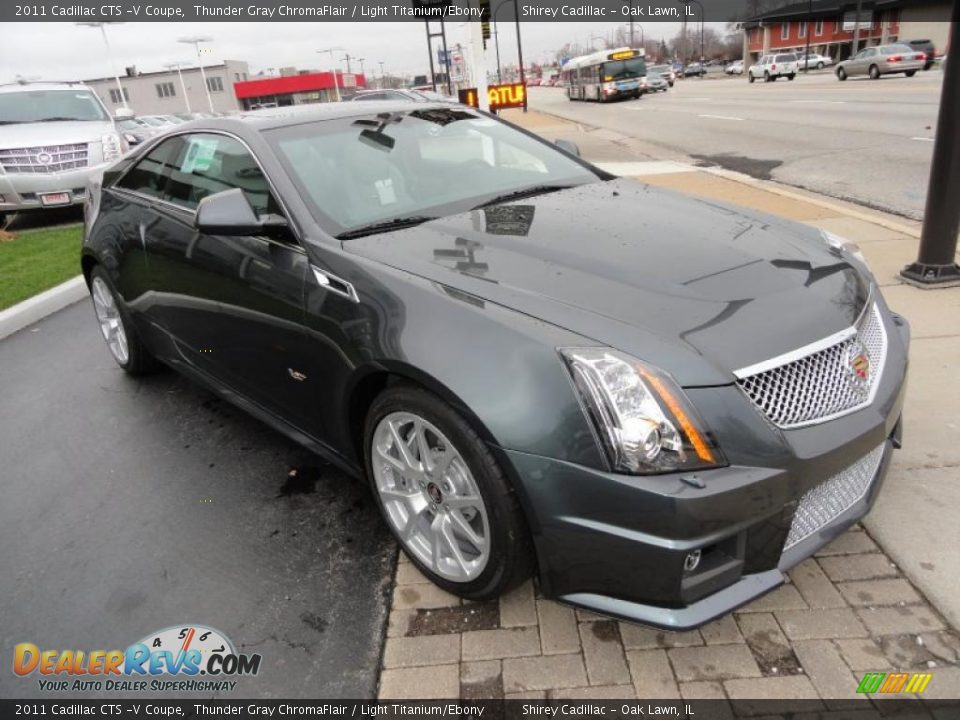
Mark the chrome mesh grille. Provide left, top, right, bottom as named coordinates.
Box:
left=736, top=303, right=887, bottom=428
left=784, top=443, right=885, bottom=551
left=0, top=143, right=89, bottom=174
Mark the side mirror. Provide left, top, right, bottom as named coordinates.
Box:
left=115, top=106, right=136, bottom=120
left=554, top=139, right=581, bottom=157
left=195, top=188, right=288, bottom=237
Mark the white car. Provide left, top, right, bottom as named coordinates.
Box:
left=748, top=53, right=799, bottom=82
left=725, top=60, right=744, bottom=75
left=797, top=53, right=834, bottom=70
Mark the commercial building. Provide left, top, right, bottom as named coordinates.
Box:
left=742, top=0, right=952, bottom=62
left=85, top=61, right=251, bottom=115
left=84, top=62, right=367, bottom=115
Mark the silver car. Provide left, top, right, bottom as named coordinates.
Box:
left=836, top=44, right=926, bottom=80
left=0, top=81, right=127, bottom=224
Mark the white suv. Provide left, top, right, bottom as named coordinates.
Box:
left=748, top=53, right=799, bottom=83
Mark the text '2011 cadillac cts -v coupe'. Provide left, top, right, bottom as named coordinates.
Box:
left=82, top=102, right=909, bottom=629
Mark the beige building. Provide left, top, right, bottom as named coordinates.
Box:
left=898, top=1, right=953, bottom=50
left=84, top=60, right=251, bottom=116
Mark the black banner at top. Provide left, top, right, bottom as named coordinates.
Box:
left=5, top=0, right=775, bottom=24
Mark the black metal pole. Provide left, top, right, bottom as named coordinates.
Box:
left=629, top=0, right=634, bottom=46
left=425, top=21, right=437, bottom=91
left=804, top=0, right=812, bottom=72
left=440, top=21, right=452, bottom=96
left=494, top=24, right=502, bottom=83
left=513, top=0, right=526, bottom=111
left=900, top=0, right=960, bottom=285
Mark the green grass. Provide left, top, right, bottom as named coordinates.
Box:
left=0, top=224, right=83, bottom=311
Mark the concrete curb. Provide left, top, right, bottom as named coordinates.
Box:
left=0, top=275, right=86, bottom=341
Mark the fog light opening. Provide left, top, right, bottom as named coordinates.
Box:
left=683, top=549, right=702, bottom=573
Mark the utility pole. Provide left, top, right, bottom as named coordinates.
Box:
left=178, top=35, right=215, bottom=112
left=164, top=61, right=193, bottom=114
left=804, top=0, right=813, bottom=71
left=851, top=0, right=864, bottom=58
left=514, top=0, right=526, bottom=110
left=900, top=0, right=960, bottom=285
left=342, top=53, right=353, bottom=73
left=317, top=46, right=344, bottom=101
left=76, top=22, right=127, bottom=111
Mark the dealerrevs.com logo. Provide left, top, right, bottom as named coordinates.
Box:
left=13, top=624, right=261, bottom=693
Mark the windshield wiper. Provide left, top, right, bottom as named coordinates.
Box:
left=337, top=215, right=437, bottom=240
left=35, top=117, right=86, bottom=122
left=471, top=184, right=573, bottom=210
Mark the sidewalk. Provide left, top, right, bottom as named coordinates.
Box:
left=376, top=110, right=960, bottom=701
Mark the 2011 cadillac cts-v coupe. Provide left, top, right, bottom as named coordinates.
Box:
left=82, top=102, right=909, bottom=629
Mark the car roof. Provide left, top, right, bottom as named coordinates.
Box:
left=0, top=80, right=93, bottom=94
left=174, top=100, right=463, bottom=133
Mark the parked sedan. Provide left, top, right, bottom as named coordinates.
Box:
left=797, top=53, right=833, bottom=70
left=81, top=102, right=908, bottom=629
left=724, top=60, right=744, bottom=75
left=836, top=44, right=926, bottom=80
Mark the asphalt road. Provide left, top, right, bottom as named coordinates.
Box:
left=0, top=301, right=396, bottom=699
left=529, top=70, right=943, bottom=219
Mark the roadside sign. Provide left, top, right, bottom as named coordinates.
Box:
left=459, top=82, right=526, bottom=111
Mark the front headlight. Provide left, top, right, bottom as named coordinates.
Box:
left=560, top=348, right=726, bottom=475
left=101, top=132, right=124, bottom=162
left=822, top=230, right=868, bottom=267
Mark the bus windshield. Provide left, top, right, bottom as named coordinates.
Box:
left=602, top=57, right=646, bottom=80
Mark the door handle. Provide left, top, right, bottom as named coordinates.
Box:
left=311, top=266, right=359, bottom=303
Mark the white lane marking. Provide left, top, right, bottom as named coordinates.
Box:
left=911, top=136, right=935, bottom=142
left=698, top=114, right=744, bottom=121
left=594, top=161, right=697, bottom=176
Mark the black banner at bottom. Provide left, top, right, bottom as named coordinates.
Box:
left=2, top=699, right=959, bottom=719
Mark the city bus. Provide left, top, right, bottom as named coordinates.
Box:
left=560, top=47, right=647, bottom=102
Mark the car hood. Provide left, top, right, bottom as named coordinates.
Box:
left=0, top=120, right=116, bottom=150
left=343, top=179, right=869, bottom=386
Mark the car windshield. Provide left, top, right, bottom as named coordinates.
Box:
left=776, top=55, right=795, bottom=62
left=0, top=89, right=109, bottom=124
left=266, top=106, right=600, bottom=236
left=140, top=117, right=169, bottom=127
left=602, top=57, right=646, bottom=80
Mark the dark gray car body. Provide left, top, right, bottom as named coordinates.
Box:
left=81, top=103, right=909, bottom=629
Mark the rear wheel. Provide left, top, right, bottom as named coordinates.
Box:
left=817, top=61, right=825, bottom=69
left=788, top=73, right=796, bottom=80
left=837, top=67, right=847, bottom=81
left=748, top=72, right=755, bottom=83
left=869, top=64, right=880, bottom=79
left=764, top=71, right=771, bottom=82
left=905, top=70, right=917, bottom=77
left=88, top=267, right=160, bottom=375
left=364, top=384, right=534, bottom=600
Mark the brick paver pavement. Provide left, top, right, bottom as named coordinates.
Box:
left=378, top=526, right=960, bottom=701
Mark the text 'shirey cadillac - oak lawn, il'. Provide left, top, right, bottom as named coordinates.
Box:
left=82, top=102, right=909, bottom=629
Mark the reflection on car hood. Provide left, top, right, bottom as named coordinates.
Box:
left=0, top=120, right=116, bottom=150
left=345, top=179, right=869, bottom=386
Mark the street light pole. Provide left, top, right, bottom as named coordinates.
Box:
left=76, top=22, right=126, bottom=110
left=493, top=0, right=512, bottom=84
left=804, top=0, right=813, bottom=72
left=178, top=35, right=215, bottom=112
left=317, top=47, right=344, bottom=101
left=513, top=0, right=527, bottom=110
left=900, top=0, right=960, bottom=285
left=378, top=61, right=386, bottom=89
left=164, top=62, right=192, bottom=114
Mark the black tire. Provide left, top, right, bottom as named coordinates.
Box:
left=748, top=73, right=755, bottom=83
left=905, top=70, right=917, bottom=77
left=764, top=71, right=771, bottom=82
left=88, top=266, right=161, bottom=376
left=788, top=73, right=796, bottom=81
left=869, top=64, right=880, bottom=79
left=837, top=67, right=847, bottom=81
left=817, top=62, right=824, bottom=69
left=364, top=383, right=534, bottom=601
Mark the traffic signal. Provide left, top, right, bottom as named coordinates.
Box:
left=480, top=0, right=491, bottom=47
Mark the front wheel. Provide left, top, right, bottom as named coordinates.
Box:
left=817, top=62, right=824, bottom=69
left=905, top=70, right=917, bottom=77
left=837, top=67, right=847, bottom=81
left=364, top=384, right=534, bottom=600
left=788, top=73, right=796, bottom=81
left=88, top=267, right=160, bottom=375
left=764, top=71, right=771, bottom=82
left=748, top=73, right=755, bottom=83
left=869, top=64, right=880, bottom=79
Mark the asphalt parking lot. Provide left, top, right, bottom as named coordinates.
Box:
left=0, top=301, right=396, bottom=699
left=529, top=70, right=943, bottom=220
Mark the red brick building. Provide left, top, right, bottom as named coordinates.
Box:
left=742, top=0, right=951, bottom=62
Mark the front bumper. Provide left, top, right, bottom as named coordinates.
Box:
left=0, top=163, right=108, bottom=214
left=500, top=312, right=909, bottom=630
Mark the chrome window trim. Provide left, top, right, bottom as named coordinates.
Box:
left=110, top=127, right=302, bottom=245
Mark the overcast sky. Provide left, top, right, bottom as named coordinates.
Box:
left=0, top=21, right=731, bottom=84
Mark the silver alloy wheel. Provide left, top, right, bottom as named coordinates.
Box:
left=371, top=411, right=490, bottom=582
left=91, top=276, right=129, bottom=365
